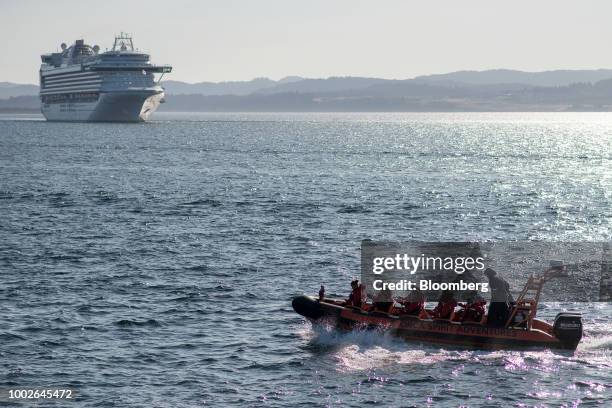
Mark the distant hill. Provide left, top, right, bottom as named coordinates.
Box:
left=253, top=76, right=388, bottom=95
left=0, top=82, right=39, bottom=99
left=160, top=70, right=612, bottom=96
left=159, top=78, right=612, bottom=112
left=4, top=69, right=612, bottom=112
left=412, top=69, right=612, bottom=87
left=162, top=78, right=276, bottom=96
left=0, top=95, right=39, bottom=112
left=162, top=76, right=304, bottom=95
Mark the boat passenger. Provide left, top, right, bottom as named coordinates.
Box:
left=456, top=296, right=487, bottom=322
left=432, top=290, right=457, bottom=319
left=373, top=287, right=394, bottom=313
left=485, top=268, right=512, bottom=327
left=318, top=285, right=325, bottom=301
left=399, top=289, right=425, bottom=316
left=345, top=280, right=363, bottom=308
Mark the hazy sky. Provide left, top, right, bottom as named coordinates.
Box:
left=2, top=0, right=612, bottom=84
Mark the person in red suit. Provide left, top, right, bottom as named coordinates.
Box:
left=432, top=290, right=457, bottom=319
left=399, top=289, right=425, bottom=316
left=455, top=297, right=487, bottom=322
left=345, top=280, right=363, bottom=308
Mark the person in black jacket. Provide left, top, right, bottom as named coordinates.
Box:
left=484, top=268, right=513, bottom=327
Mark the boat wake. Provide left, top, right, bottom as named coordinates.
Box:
left=298, top=321, right=611, bottom=373
left=579, top=334, right=612, bottom=351
left=302, top=323, right=485, bottom=372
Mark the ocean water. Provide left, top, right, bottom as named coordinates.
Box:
left=0, top=112, right=611, bottom=407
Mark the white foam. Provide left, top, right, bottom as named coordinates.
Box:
left=300, top=322, right=612, bottom=373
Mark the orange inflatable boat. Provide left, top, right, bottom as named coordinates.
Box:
left=293, top=268, right=583, bottom=350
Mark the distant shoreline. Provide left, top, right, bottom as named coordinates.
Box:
left=5, top=108, right=612, bottom=115
left=0, top=107, right=40, bottom=113
left=156, top=106, right=612, bottom=113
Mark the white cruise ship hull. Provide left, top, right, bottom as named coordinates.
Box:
left=41, top=90, right=163, bottom=122
left=40, top=36, right=172, bottom=122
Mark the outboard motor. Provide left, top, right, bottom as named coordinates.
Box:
left=553, top=312, right=583, bottom=349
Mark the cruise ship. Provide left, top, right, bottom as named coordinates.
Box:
left=39, top=34, right=172, bottom=122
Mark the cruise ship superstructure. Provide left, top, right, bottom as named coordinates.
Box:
left=39, top=34, right=172, bottom=122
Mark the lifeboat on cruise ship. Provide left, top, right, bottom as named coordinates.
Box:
left=292, top=268, right=583, bottom=350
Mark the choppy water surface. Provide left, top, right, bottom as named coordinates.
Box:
left=1, top=112, right=611, bottom=407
